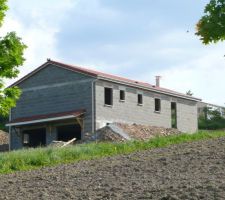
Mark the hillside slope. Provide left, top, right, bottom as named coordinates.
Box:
left=0, top=137, right=225, bottom=199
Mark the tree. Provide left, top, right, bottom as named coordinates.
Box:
left=186, top=90, right=193, bottom=96
left=0, top=0, right=26, bottom=116
left=196, top=0, right=225, bottom=44
left=198, top=106, right=225, bottom=130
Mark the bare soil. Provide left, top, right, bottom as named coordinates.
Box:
left=1, top=137, right=225, bottom=200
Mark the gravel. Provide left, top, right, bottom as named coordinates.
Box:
left=1, top=137, right=225, bottom=199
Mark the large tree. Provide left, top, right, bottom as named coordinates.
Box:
left=0, top=0, right=26, bottom=116
left=196, top=0, right=225, bottom=44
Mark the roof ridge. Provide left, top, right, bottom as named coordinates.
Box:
left=9, top=59, right=201, bottom=101
left=50, top=60, right=153, bottom=87
left=49, top=60, right=201, bottom=100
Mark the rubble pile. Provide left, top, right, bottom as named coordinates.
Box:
left=84, top=126, right=125, bottom=143
left=0, top=131, right=9, bottom=152
left=116, top=123, right=181, bottom=140
left=96, top=126, right=126, bottom=142
left=0, top=130, right=8, bottom=145
left=84, top=123, right=182, bottom=143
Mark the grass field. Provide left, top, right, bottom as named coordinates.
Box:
left=0, top=131, right=225, bottom=174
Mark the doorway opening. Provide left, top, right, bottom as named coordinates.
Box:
left=57, top=124, right=81, bottom=142
left=22, top=128, right=46, bottom=148
left=171, top=102, right=177, bottom=128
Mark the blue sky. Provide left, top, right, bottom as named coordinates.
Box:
left=1, top=0, right=225, bottom=105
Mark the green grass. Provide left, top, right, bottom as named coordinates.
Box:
left=0, top=130, right=225, bottom=174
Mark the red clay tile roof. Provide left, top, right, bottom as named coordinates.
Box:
left=50, top=60, right=153, bottom=88
left=50, top=60, right=201, bottom=101
left=8, top=109, right=85, bottom=125
left=10, top=60, right=201, bottom=101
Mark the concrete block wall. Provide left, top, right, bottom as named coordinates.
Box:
left=95, top=80, right=198, bottom=133
left=177, top=100, right=198, bottom=133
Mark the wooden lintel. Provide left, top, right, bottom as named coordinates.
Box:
left=75, top=117, right=83, bottom=129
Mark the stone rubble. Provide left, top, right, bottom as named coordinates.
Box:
left=0, top=130, right=8, bottom=145
left=84, top=122, right=182, bottom=142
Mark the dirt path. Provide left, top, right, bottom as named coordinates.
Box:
left=1, top=137, right=225, bottom=199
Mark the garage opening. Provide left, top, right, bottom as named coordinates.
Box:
left=57, top=124, right=81, bottom=142
left=22, top=128, right=46, bottom=148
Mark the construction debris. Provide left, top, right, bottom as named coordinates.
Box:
left=61, top=138, right=76, bottom=147
left=84, top=123, right=182, bottom=142
left=50, top=138, right=76, bottom=147
left=116, top=123, right=181, bottom=140
left=0, top=130, right=9, bottom=152
left=84, top=126, right=126, bottom=142
left=0, top=130, right=8, bottom=145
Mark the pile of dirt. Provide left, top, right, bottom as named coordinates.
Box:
left=116, top=122, right=181, bottom=140
left=96, top=126, right=127, bottom=142
left=84, top=126, right=126, bottom=142
left=85, top=123, right=182, bottom=142
left=1, top=137, right=225, bottom=199
left=0, top=130, right=8, bottom=145
left=0, top=131, right=9, bottom=152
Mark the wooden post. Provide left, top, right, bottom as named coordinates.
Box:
left=75, top=116, right=84, bottom=140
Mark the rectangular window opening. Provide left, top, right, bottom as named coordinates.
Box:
left=138, top=94, right=143, bottom=105
left=155, top=98, right=161, bottom=112
left=104, top=87, right=113, bottom=106
left=120, top=90, right=125, bottom=101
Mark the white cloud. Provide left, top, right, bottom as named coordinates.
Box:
left=1, top=0, right=76, bottom=85
left=1, top=0, right=224, bottom=106
left=156, top=47, right=225, bottom=106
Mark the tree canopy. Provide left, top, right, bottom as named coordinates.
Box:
left=196, top=0, right=225, bottom=44
left=198, top=106, right=225, bottom=130
left=0, top=0, right=26, bottom=116
left=186, top=90, right=193, bottom=96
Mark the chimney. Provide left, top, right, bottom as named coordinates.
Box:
left=155, top=76, right=161, bottom=87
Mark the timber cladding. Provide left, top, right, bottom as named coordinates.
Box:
left=11, top=64, right=95, bottom=134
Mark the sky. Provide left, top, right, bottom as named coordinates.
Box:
left=1, top=0, right=225, bottom=106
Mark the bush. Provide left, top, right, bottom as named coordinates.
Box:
left=198, top=116, right=225, bottom=130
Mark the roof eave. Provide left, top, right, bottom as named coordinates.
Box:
left=6, top=111, right=85, bottom=127
left=8, top=61, right=98, bottom=88
left=97, top=76, right=201, bottom=102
